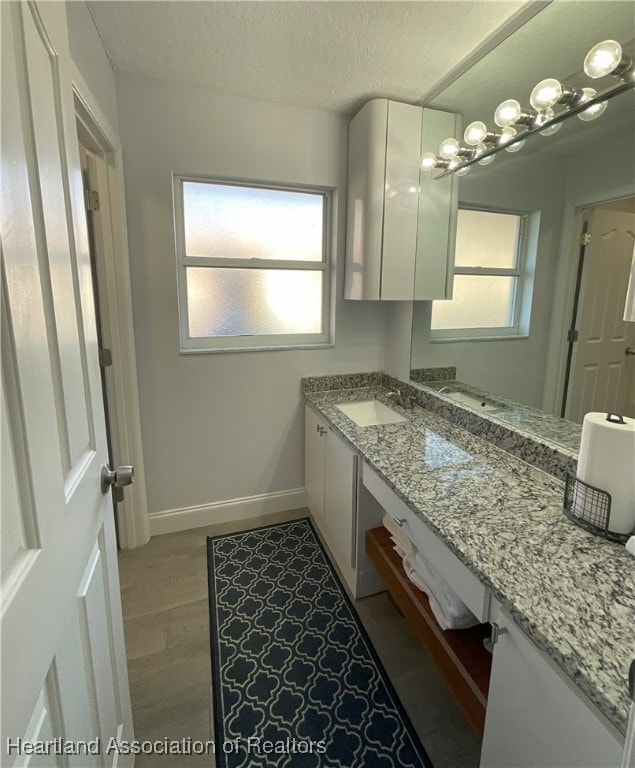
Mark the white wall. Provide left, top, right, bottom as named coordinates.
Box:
left=65, top=2, right=119, bottom=133
left=411, top=151, right=568, bottom=407
left=116, top=75, right=386, bottom=525
left=565, top=127, right=634, bottom=202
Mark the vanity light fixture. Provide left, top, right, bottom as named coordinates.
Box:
left=420, top=36, right=633, bottom=179
left=584, top=40, right=634, bottom=79
left=529, top=78, right=584, bottom=110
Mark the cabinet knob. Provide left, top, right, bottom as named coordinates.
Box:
left=392, top=515, right=407, bottom=527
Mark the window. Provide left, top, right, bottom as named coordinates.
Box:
left=174, top=177, right=332, bottom=352
left=431, top=208, right=532, bottom=340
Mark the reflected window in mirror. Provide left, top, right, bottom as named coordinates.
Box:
left=431, top=208, right=536, bottom=340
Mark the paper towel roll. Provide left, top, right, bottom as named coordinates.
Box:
left=576, top=413, right=635, bottom=535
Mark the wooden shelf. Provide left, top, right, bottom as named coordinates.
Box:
left=366, top=526, right=492, bottom=735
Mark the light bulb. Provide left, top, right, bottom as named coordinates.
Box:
left=455, top=163, right=470, bottom=177
left=499, top=127, right=525, bottom=153
left=464, top=121, right=491, bottom=145
left=478, top=153, right=496, bottom=166
left=474, top=143, right=495, bottom=165
left=439, top=138, right=461, bottom=159
left=499, top=127, right=516, bottom=145
left=506, top=140, right=525, bottom=154
left=539, top=121, right=562, bottom=136
left=584, top=40, right=632, bottom=79
left=577, top=88, right=608, bottom=121
left=530, top=78, right=563, bottom=110
left=535, top=107, right=562, bottom=136
left=420, top=152, right=438, bottom=170
left=495, top=99, right=522, bottom=128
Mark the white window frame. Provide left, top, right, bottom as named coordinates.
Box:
left=431, top=206, right=533, bottom=342
left=173, top=175, right=333, bottom=353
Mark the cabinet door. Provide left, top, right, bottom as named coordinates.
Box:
left=324, top=427, right=357, bottom=570
left=305, top=407, right=325, bottom=518
left=345, top=99, right=387, bottom=300
left=381, top=100, right=422, bottom=300
left=481, top=602, right=624, bottom=768
left=415, top=108, right=459, bottom=300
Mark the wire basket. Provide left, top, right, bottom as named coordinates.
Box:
left=564, top=473, right=630, bottom=543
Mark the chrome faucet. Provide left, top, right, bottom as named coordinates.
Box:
left=386, top=389, right=414, bottom=409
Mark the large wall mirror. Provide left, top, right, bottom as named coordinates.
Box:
left=410, top=1, right=635, bottom=436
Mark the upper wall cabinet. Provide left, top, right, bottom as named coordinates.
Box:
left=344, top=99, right=458, bottom=301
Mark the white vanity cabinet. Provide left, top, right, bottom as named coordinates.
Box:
left=481, top=599, right=624, bottom=768
left=304, top=407, right=385, bottom=598
left=344, top=98, right=458, bottom=301
left=361, top=461, right=626, bottom=766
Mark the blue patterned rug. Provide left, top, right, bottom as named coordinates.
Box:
left=207, top=518, right=433, bottom=768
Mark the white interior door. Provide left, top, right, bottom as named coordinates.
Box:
left=1, top=2, right=133, bottom=766
left=566, top=207, right=635, bottom=423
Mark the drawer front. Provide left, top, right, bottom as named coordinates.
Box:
left=362, top=463, right=489, bottom=622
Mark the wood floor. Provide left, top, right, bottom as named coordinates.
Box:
left=118, top=508, right=482, bottom=767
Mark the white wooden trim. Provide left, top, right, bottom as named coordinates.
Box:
left=71, top=64, right=150, bottom=549
left=542, top=183, right=635, bottom=416
left=418, top=1, right=550, bottom=106
left=148, top=488, right=308, bottom=537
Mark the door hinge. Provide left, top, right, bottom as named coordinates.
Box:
left=567, top=329, right=579, bottom=343
left=99, top=348, right=113, bottom=368
left=84, top=188, right=100, bottom=211
left=579, top=232, right=591, bottom=246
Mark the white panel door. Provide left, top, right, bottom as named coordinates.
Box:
left=567, top=208, right=635, bottom=422
left=1, top=3, right=133, bottom=766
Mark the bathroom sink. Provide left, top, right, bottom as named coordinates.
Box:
left=335, top=400, right=407, bottom=427
left=444, top=391, right=501, bottom=413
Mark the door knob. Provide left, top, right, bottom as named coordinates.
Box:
left=626, top=347, right=635, bottom=357
left=101, top=464, right=134, bottom=494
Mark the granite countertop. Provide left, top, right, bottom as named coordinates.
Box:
left=304, top=384, right=635, bottom=736
left=419, top=377, right=582, bottom=455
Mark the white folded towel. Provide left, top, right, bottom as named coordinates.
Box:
left=381, top=514, right=478, bottom=630
left=403, top=553, right=478, bottom=631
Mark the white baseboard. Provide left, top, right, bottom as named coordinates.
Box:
left=148, top=487, right=308, bottom=537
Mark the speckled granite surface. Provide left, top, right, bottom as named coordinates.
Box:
left=410, top=366, right=457, bottom=384
left=303, top=382, right=635, bottom=736
left=421, top=378, right=582, bottom=454
left=303, top=372, right=578, bottom=481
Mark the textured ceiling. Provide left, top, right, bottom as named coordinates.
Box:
left=87, top=0, right=529, bottom=114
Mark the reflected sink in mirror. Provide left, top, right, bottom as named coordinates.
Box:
left=335, top=400, right=408, bottom=427
left=427, top=383, right=506, bottom=413
left=442, top=390, right=502, bottom=413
